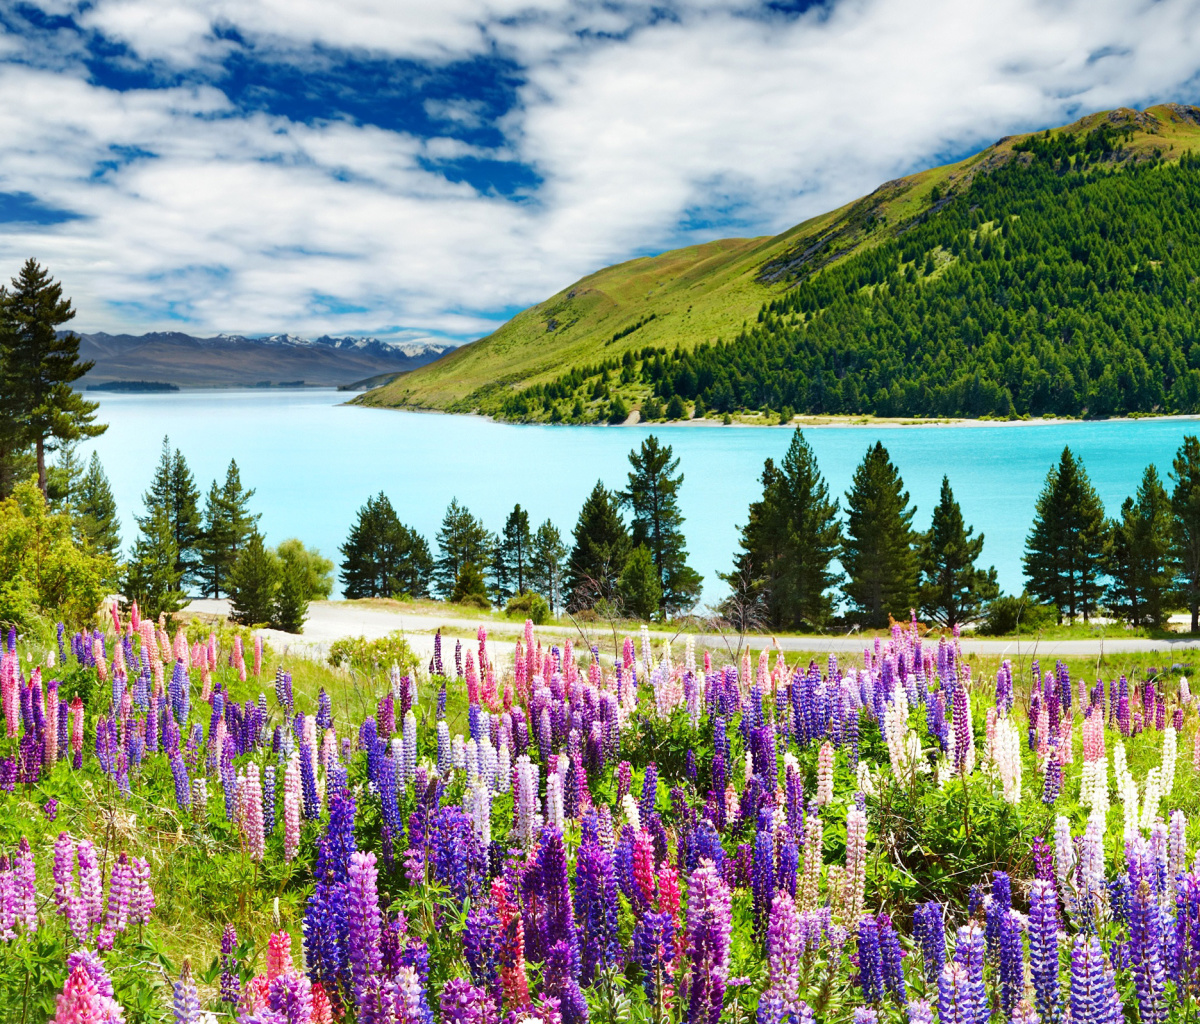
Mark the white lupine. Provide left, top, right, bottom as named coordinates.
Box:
left=546, top=767, right=565, bottom=832
left=856, top=761, right=876, bottom=798
left=497, top=741, right=511, bottom=793
left=622, top=792, right=642, bottom=832
left=466, top=781, right=491, bottom=847
left=464, top=738, right=479, bottom=784
left=1170, top=810, right=1189, bottom=878
left=1121, top=769, right=1141, bottom=842
left=1161, top=727, right=1178, bottom=794
left=1140, top=767, right=1162, bottom=831
left=402, top=711, right=417, bottom=790
left=515, top=755, right=541, bottom=847
left=1182, top=676, right=1192, bottom=705
left=994, top=717, right=1023, bottom=805
left=744, top=750, right=755, bottom=786
left=452, top=733, right=466, bottom=772
left=481, top=737, right=498, bottom=792
left=1054, top=815, right=1075, bottom=894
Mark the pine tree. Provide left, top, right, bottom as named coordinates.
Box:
left=227, top=532, right=280, bottom=625
left=124, top=507, right=186, bottom=620
left=1172, top=436, right=1200, bottom=631
left=433, top=499, right=493, bottom=601
left=2, top=259, right=105, bottom=493
left=724, top=429, right=841, bottom=628
left=621, top=435, right=702, bottom=616
left=197, top=460, right=259, bottom=597
left=918, top=476, right=999, bottom=627
left=339, top=493, right=431, bottom=599
left=841, top=441, right=919, bottom=628
left=47, top=442, right=84, bottom=515
left=273, top=549, right=310, bottom=633
left=76, top=452, right=121, bottom=558
left=451, top=561, right=490, bottom=604
left=531, top=519, right=567, bottom=613
left=619, top=545, right=662, bottom=620
left=139, top=438, right=202, bottom=589
left=1107, top=465, right=1173, bottom=626
left=566, top=481, right=630, bottom=611
left=492, top=504, right=533, bottom=603
left=1023, top=446, right=1108, bottom=623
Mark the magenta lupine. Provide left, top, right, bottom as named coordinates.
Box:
left=12, top=837, right=36, bottom=934
left=98, top=853, right=132, bottom=950
left=347, top=851, right=383, bottom=1005
left=765, top=891, right=802, bottom=1013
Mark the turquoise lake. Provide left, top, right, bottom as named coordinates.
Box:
left=78, top=389, right=1200, bottom=605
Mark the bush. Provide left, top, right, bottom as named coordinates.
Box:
left=979, top=593, right=1058, bottom=635
left=666, top=395, right=687, bottom=420
left=608, top=396, right=630, bottom=424
left=641, top=397, right=664, bottom=421
left=505, top=591, right=551, bottom=625
left=327, top=631, right=419, bottom=674
left=227, top=533, right=280, bottom=626
left=618, top=544, right=662, bottom=620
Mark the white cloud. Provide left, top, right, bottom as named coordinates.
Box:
left=0, top=0, right=1199, bottom=339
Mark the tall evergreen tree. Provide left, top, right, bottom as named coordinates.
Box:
left=227, top=532, right=280, bottom=626
left=724, top=429, right=841, bottom=628
left=1172, top=436, right=1200, bottom=631
left=433, top=498, right=493, bottom=601
left=492, top=504, right=533, bottom=603
left=339, top=493, right=431, bottom=599
left=197, top=460, right=259, bottom=597
left=124, top=506, right=186, bottom=619
left=531, top=519, right=567, bottom=613
left=139, top=438, right=202, bottom=589
left=47, top=442, right=85, bottom=515
left=619, top=545, right=662, bottom=620
left=917, top=476, right=999, bottom=627
left=841, top=441, right=919, bottom=628
left=1023, top=446, right=1108, bottom=623
left=1107, top=465, right=1173, bottom=626
left=621, top=435, right=702, bottom=616
left=566, top=481, right=630, bottom=611
left=2, top=259, right=105, bottom=493
left=76, top=452, right=121, bottom=558
left=273, top=545, right=311, bottom=633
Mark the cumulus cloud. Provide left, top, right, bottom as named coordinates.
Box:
left=0, top=0, right=1198, bottom=339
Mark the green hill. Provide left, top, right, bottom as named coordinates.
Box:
left=359, top=104, right=1200, bottom=421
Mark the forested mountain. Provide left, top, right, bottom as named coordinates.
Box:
left=361, top=104, right=1200, bottom=421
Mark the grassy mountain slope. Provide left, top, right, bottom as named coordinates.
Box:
left=361, top=104, right=1200, bottom=418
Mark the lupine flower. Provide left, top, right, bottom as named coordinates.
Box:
left=684, top=860, right=731, bottom=1024
left=857, top=915, right=885, bottom=1003
left=937, top=963, right=974, bottom=1024
left=346, top=851, right=383, bottom=1005
left=173, top=964, right=201, bottom=1024
left=221, top=924, right=241, bottom=1005
left=1071, top=934, right=1122, bottom=1024
left=1029, top=879, right=1060, bottom=1023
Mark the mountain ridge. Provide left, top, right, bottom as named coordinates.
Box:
left=358, top=102, right=1200, bottom=419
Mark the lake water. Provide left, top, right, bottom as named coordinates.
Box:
left=78, top=389, right=1200, bottom=605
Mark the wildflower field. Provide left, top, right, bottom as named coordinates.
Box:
left=0, top=607, right=1195, bottom=1024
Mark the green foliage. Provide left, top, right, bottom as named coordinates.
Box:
left=607, top=396, right=630, bottom=423
left=0, top=479, right=113, bottom=628
left=566, top=480, right=630, bottom=611
left=1172, top=435, right=1200, bottom=630
left=327, top=630, right=419, bottom=674
left=492, top=503, right=532, bottom=603
left=621, top=435, right=702, bottom=616
left=841, top=441, right=918, bottom=627
left=504, top=589, right=551, bottom=624
left=451, top=560, right=489, bottom=605
left=1106, top=464, right=1174, bottom=626
left=918, top=476, right=999, bottom=627
left=618, top=544, right=662, bottom=620
left=340, top=492, right=432, bottom=599
left=665, top=394, right=686, bottom=420
left=124, top=504, right=186, bottom=621
left=273, top=541, right=311, bottom=633
left=530, top=519, right=567, bottom=614
left=76, top=451, right=121, bottom=559
left=725, top=428, right=841, bottom=629
left=227, top=532, right=280, bottom=625
left=139, top=437, right=203, bottom=589
left=434, top=498, right=493, bottom=600
left=640, top=396, right=663, bottom=421
left=274, top=538, right=334, bottom=600
left=978, top=592, right=1058, bottom=635
left=1023, top=446, right=1108, bottom=622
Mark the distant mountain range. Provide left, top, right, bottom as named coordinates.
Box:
left=71, top=331, right=453, bottom=388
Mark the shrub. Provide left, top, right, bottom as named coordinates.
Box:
left=327, top=631, right=419, bottom=674
left=641, top=396, right=664, bottom=421
left=979, top=593, right=1058, bottom=634
left=666, top=395, right=686, bottom=420
left=505, top=591, right=551, bottom=624
left=608, top=396, right=630, bottom=424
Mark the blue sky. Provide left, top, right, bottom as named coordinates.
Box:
left=0, top=0, right=1197, bottom=344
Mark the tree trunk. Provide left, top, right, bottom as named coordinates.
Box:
left=1192, top=599, right=1198, bottom=633
left=36, top=435, right=46, bottom=495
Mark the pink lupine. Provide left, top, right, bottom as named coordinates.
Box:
left=253, top=635, right=262, bottom=678
left=0, top=858, right=15, bottom=940
left=50, top=964, right=125, bottom=1024
left=816, top=742, right=834, bottom=806
left=283, top=756, right=302, bottom=862
left=45, top=682, right=58, bottom=764
left=843, top=807, right=868, bottom=924
left=53, top=832, right=76, bottom=914
left=244, top=763, right=266, bottom=862
left=14, top=837, right=37, bottom=934
left=128, top=858, right=154, bottom=927
left=266, top=930, right=295, bottom=980
left=77, top=840, right=104, bottom=929
left=70, top=696, right=85, bottom=760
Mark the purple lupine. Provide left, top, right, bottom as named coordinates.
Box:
left=998, top=909, right=1023, bottom=1017
left=752, top=826, right=775, bottom=941
left=953, top=924, right=987, bottom=1024
left=538, top=826, right=579, bottom=969
left=913, top=902, right=946, bottom=985
left=1032, top=836, right=1054, bottom=881
left=439, top=977, right=493, bottom=1024
left=173, top=963, right=201, bottom=1024
left=1071, top=934, right=1121, bottom=1024
left=220, top=924, right=241, bottom=1005
left=938, top=963, right=975, bottom=1024
left=1029, top=879, right=1060, bottom=1023
left=1042, top=745, right=1063, bottom=805
left=685, top=860, right=731, bottom=1024
left=269, top=972, right=313, bottom=1024
left=878, top=913, right=906, bottom=1003
left=857, top=915, right=885, bottom=1004
left=1130, top=877, right=1166, bottom=1024
left=906, top=1000, right=933, bottom=1024
left=640, top=762, right=659, bottom=821
left=346, top=851, right=383, bottom=1004
left=632, top=910, right=675, bottom=1003
left=575, top=819, right=620, bottom=986
left=463, top=901, right=502, bottom=1001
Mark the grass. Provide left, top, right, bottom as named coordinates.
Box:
left=358, top=104, right=1200, bottom=419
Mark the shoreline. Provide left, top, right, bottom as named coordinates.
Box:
left=349, top=399, right=1200, bottom=431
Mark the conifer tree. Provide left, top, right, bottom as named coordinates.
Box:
left=227, top=532, right=280, bottom=625
left=621, top=436, right=702, bottom=616
left=492, top=504, right=533, bottom=603
left=725, top=429, right=841, bottom=628
left=47, top=442, right=84, bottom=514
left=918, top=476, right=999, bottom=627
left=197, top=460, right=259, bottom=597
left=433, top=498, right=493, bottom=601
left=76, top=452, right=121, bottom=559
left=619, top=545, right=662, bottom=620
left=273, top=552, right=310, bottom=633
left=531, top=519, right=567, bottom=613
left=566, top=481, right=630, bottom=611
left=339, top=493, right=430, bottom=599
left=1171, top=436, right=1200, bottom=631
left=842, top=441, right=919, bottom=628
left=124, top=507, right=185, bottom=619
left=139, top=438, right=202, bottom=589
left=1107, top=465, right=1173, bottom=626
left=2, top=259, right=104, bottom=493
left=1023, top=446, right=1108, bottom=623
